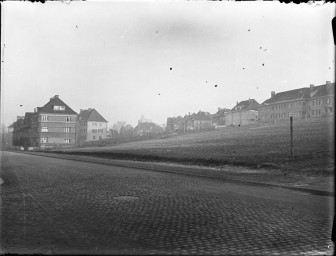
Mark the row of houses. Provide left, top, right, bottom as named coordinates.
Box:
left=167, top=81, right=334, bottom=132
left=9, top=95, right=108, bottom=149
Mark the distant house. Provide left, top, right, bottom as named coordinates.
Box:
left=166, top=111, right=212, bottom=133
left=77, top=108, right=108, bottom=145
left=258, top=81, right=334, bottom=123
left=212, top=108, right=230, bottom=128
left=226, top=99, right=259, bottom=126
left=12, top=95, right=78, bottom=148
left=192, top=111, right=212, bottom=131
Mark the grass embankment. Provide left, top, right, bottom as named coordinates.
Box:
left=59, top=117, right=334, bottom=177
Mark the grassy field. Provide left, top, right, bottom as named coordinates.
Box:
left=62, top=117, right=334, bottom=175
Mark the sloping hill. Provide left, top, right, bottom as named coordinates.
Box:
left=63, top=117, right=334, bottom=175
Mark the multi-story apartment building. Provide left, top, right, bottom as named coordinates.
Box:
left=258, top=81, right=334, bottom=123
left=225, top=99, right=259, bottom=126
left=77, top=108, right=108, bottom=146
left=12, top=95, right=78, bottom=148
left=309, top=82, right=334, bottom=118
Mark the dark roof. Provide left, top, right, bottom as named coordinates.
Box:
left=262, top=82, right=335, bottom=105
left=213, top=108, right=230, bottom=116
left=8, top=123, right=14, bottom=128
left=78, top=109, right=107, bottom=122
left=262, top=88, right=308, bottom=105
left=38, top=95, right=77, bottom=115
left=24, top=112, right=34, bottom=119
left=231, top=99, right=259, bottom=111
left=311, top=83, right=335, bottom=98
left=193, top=111, right=212, bottom=121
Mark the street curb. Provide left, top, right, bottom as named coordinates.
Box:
left=7, top=150, right=334, bottom=197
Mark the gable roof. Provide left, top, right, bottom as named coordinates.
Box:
left=78, top=108, right=108, bottom=122
left=311, top=83, right=335, bottom=98
left=262, top=88, right=308, bottom=105
left=232, top=99, right=259, bottom=111
left=213, top=108, right=230, bottom=116
left=262, top=82, right=335, bottom=105
left=38, top=95, right=77, bottom=115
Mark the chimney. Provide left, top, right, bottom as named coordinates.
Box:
left=50, top=95, right=59, bottom=101
left=326, top=81, right=331, bottom=84
left=271, top=91, right=275, bottom=98
left=34, top=108, right=37, bottom=113
left=80, top=109, right=83, bottom=114
left=236, top=101, right=238, bottom=106
left=310, top=84, right=314, bottom=88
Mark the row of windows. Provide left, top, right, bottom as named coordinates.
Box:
left=92, top=122, right=103, bottom=126
left=311, top=98, right=330, bottom=106
left=40, top=115, right=72, bottom=122
left=269, top=108, right=332, bottom=119
left=38, top=127, right=72, bottom=133
left=41, top=138, right=71, bottom=144
left=261, top=98, right=331, bottom=112
left=92, top=129, right=105, bottom=133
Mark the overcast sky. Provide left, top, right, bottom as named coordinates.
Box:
left=1, top=1, right=335, bottom=127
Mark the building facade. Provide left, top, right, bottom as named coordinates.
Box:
left=212, top=108, right=230, bottom=128
left=77, top=108, right=108, bottom=146
left=258, top=81, right=334, bottom=123
left=12, top=95, right=78, bottom=149
left=225, top=99, right=259, bottom=126
left=166, top=111, right=212, bottom=133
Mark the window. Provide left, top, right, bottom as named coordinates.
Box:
left=64, top=127, right=71, bottom=133
left=92, top=129, right=97, bottom=133
left=53, top=105, right=65, bottom=111
left=65, top=116, right=71, bottom=122
left=41, top=127, right=48, bottom=132
left=41, top=115, right=48, bottom=121
left=41, top=137, right=48, bottom=143
left=93, top=136, right=95, bottom=140
left=64, top=139, right=70, bottom=144
left=312, top=110, right=315, bottom=115
left=326, top=98, right=330, bottom=104
left=312, top=101, right=315, bottom=106
left=99, top=123, right=102, bottom=126
left=99, top=136, right=102, bottom=140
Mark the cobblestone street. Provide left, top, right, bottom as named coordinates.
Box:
left=0, top=151, right=334, bottom=255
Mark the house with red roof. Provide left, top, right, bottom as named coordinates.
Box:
left=77, top=108, right=108, bottom=146
left=225, top=99, right=259, bottom=126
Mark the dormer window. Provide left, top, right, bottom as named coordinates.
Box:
left=53, top=105, right=65, bottom=111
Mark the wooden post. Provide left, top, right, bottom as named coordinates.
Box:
left=290, top=116, right=293, bottom=159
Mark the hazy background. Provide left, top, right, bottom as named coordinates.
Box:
left=1, top=1, right=334, bottom=127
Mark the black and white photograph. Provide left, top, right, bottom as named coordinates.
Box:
left=0, top=1, right=335, bottom=255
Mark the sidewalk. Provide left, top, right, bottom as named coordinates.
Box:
left=10, top=150, right=334, bottom=197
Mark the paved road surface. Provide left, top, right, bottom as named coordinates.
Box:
left=0, top=151, right=334, bottom=255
